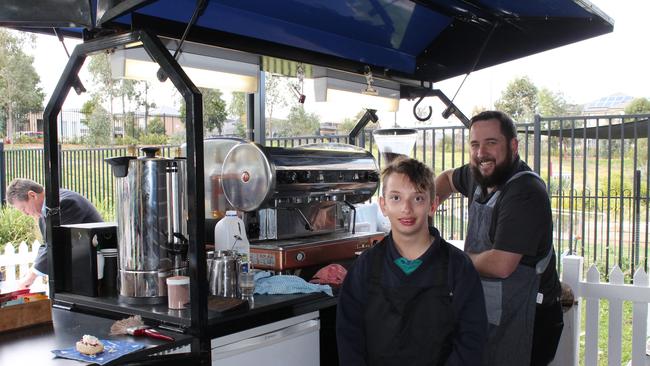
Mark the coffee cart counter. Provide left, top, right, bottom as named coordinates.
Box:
left=0, top=292, right=337, bottom=365
left=0, top=308, right=193, bottom=365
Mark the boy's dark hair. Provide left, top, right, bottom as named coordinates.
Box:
left=7, top=178, right=43, bottom=204
left=470, top=110, right=517, bottom=141
left=381, top=156, right=435, bottom=201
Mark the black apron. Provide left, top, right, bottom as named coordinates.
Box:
left=364, top=239, right=455, bottom=366
left=465, top=171, right=552, bottom=366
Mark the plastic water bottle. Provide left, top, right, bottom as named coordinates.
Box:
left=214, top=211, right=250, bottom=257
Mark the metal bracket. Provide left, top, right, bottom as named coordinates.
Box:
left=400, top=85, right=470, bottom=128
left=348, top=109, right=378, bottom=147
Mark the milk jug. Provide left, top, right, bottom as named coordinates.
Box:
left=214, top=211, right=250, bottom=257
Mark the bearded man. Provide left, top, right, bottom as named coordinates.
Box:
left=435, top=111, right=563, bottom=366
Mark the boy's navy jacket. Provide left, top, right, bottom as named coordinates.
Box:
left=336, top=228, right=487, bottom=366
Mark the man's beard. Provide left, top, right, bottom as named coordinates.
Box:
left=470, top=146, right=515, bottom=190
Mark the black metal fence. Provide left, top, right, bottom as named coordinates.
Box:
left=267, top=113, right=650, bottom=279
left=1, top=113, right=648, bottom=279
left=0, top=144, right=178, bottom=215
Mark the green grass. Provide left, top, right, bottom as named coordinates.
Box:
left=579, top=300, right=634, bottom=366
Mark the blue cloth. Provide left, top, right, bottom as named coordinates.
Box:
left=51, top=340, right=145, bottom=365
left=254, top=271, right=333, bottom=296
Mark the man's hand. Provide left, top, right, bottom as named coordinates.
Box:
left=17, top=271, right=38, bottom=289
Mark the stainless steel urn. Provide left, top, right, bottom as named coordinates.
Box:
left=106, top=147, right=189, bottom=304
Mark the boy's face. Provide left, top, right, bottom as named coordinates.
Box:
left=379, top=172, right=435, bottom=239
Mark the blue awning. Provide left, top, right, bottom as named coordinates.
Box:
left=0, top=0, right=613, bottom=83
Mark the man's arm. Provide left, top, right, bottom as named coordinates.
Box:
left=17, top=271, right=38, bottom=289
left=435, top=169, right=458, bottom=204
left=467, top=249, right=522, bottom=279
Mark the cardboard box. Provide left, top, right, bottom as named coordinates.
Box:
left=0, top=299, right=52, bottom=332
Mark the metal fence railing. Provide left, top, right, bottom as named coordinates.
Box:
left=267, top=113, right=650, bottom=280
left=1, top=112, right=648, bottom=281
left=0, top=144, right=178, bottom=216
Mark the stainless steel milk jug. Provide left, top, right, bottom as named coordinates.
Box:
left=106, top=147, right=189, bottom=304
left=209, top=250, right=240, bottom=298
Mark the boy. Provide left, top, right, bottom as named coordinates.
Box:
left=337, top=156, right=487, bottom=365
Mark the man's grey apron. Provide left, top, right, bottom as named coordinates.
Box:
left=465, top=171, right=553, bottom=366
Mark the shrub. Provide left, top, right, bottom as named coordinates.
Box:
left=90, top=195, right=115, bottom=222
left=14, top=135, right=40, bottom=144
left=115, top=135, right=139, bottom=146
left=0, top=206, right=39, bottom=253
left=139, top=133, right=168, bottom=145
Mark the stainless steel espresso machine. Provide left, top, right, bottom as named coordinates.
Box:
left=106, top=147, right=189, bottom=304
left=220, top=142, right=383, bottom=272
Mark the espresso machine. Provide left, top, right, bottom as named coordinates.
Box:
left=220, top=142, right=383, bottom=272
left=106, top=147, right=189, bottom=304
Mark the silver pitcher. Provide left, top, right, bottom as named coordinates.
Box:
left=209, top=250, right=239, bottom=298
left=106, top=147, right=189, bottom=305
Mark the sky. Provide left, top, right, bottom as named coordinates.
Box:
left=21, top=0, right=649, bottom=129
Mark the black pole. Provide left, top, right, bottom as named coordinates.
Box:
left=253, top=69, right=265, bottom=144
left=533, top=114, right=541, bottom=174
left=348, top=109, right=377, bottom=147
left=0, top=141, right=5, bottom=205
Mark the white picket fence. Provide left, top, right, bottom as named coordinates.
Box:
left=552, top=255, right=650, bottom=366
left=0, top=240, right=47, bottom=293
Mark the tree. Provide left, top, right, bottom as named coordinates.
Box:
left=338, top=110, right=375, bottom=133
left=265, top=73, right=290, bottom=136
left=85, top=105, right=112, bottom=146
left=135, top=81, right=156, bottom=131
left=203, top=88, right=228, bottom=134
left=0, top=30, right=44, bottom=141
left=88, top=52, right=117, bottom=142
left=229, top=92, right=246, bottom=121
left=147, top=116, right=166, bottom=135
left=81, top=96, right=100, bottom=119
left=88, top=52, right=149, bottom=143
left=229, top=92, right=247, bottom=138
left=624, top=97, right=650, bottom=114
left=276, top=105, right=320, bottom=137
left=179, top=88, right=228, bottom=135
left=537, top=88, right=569, bottom=117
left=494, top=76, right=538, bottom=123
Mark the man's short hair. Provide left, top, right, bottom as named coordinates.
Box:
left=7, top=178, right=43, bottom=204
left=470, top=110, right=517, bottom=141
left=381, top=156, right=435, bottom=201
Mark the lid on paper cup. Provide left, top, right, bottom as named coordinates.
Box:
left=166, top=276, right=190, bottom=285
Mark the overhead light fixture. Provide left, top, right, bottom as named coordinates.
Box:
left=110, top=38, right=259, bottom=93
left=312, top=67, right=400, bottom=112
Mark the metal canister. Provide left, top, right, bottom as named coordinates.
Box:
left=106, top=147, right=189, bottom=305
left=209, top=250, right=240, bottom=298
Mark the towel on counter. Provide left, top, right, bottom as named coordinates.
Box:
left=52, top=340, right=145, bottom=365
left=254, top=271, right=333, bottom=296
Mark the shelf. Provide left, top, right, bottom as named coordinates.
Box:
left=55, top=291, right=338, bottom=339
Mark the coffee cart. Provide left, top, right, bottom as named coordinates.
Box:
left=0, top=1, right=612, bottom=364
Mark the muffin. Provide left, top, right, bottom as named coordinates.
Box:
left=76, top=334, right=104, bottom=355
